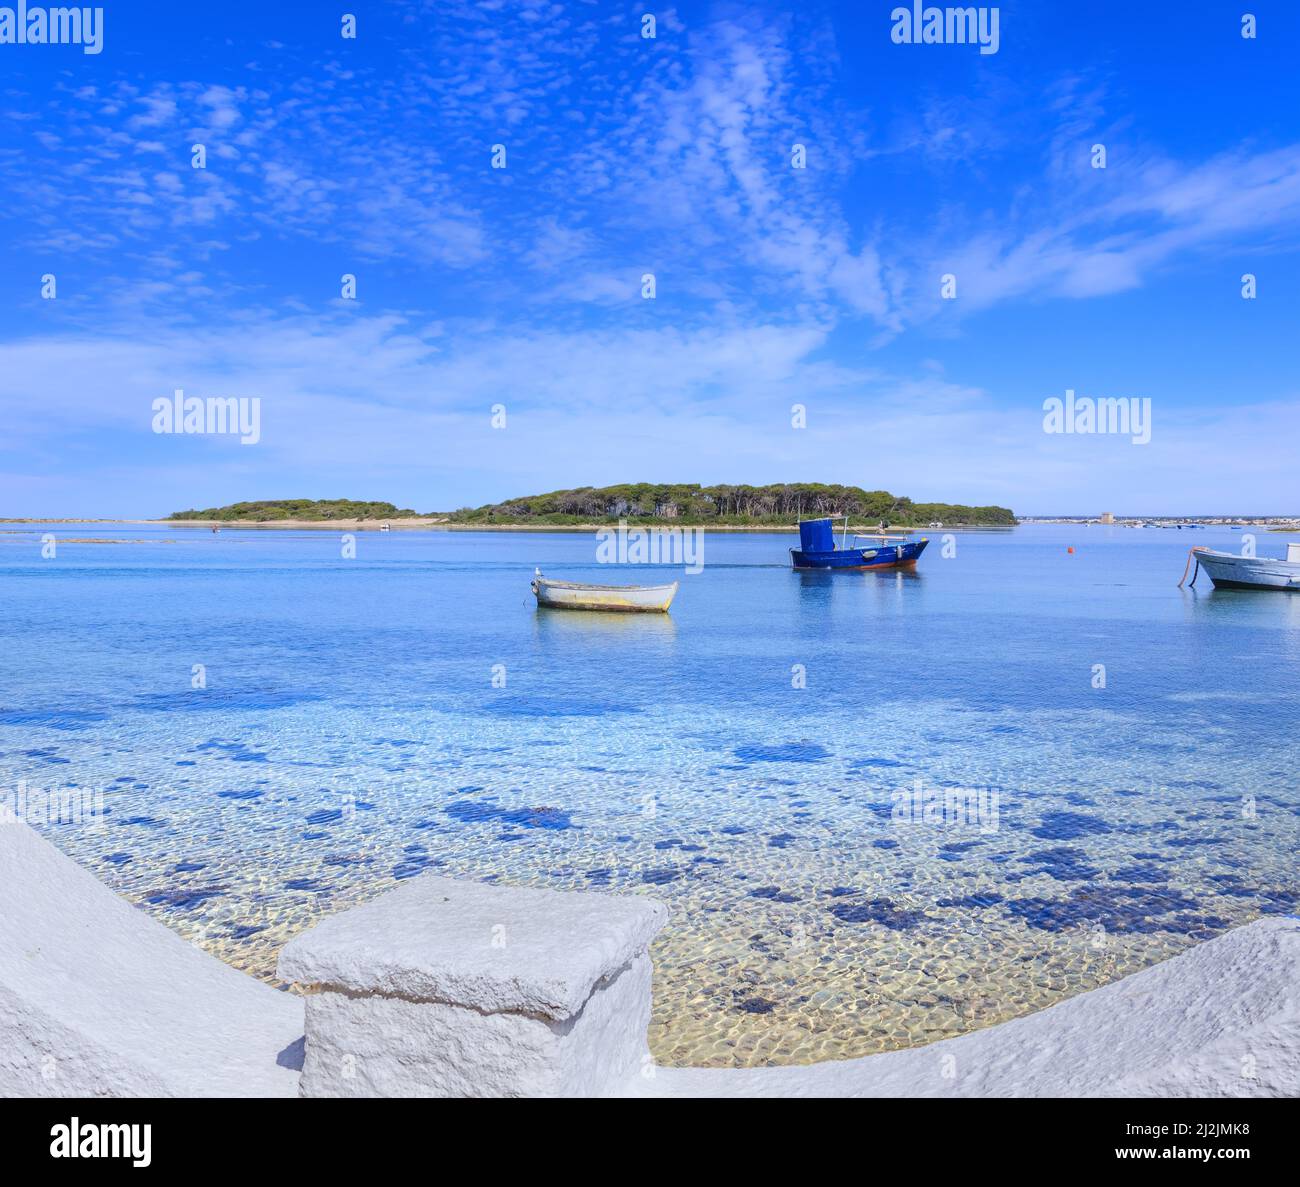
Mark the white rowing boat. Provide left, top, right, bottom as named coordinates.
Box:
left=530, top=569, right=678, bottom=613
left=1184, top=545, right=1300, bottom=591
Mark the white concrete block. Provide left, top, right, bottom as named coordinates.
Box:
left=278, top=876, right=667, bottom=1097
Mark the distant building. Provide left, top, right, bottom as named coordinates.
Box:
left=1100, top=511, right=1115, bottom=524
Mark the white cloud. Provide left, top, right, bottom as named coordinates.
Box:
left=1, top=314, right=1295, bottom=517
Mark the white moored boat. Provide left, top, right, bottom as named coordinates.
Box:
left=530, top=569, right=678, bottom=613
left=1182, top=544, right=1300, bottom=591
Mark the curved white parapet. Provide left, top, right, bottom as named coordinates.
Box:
left=4, top=818, right=1297, bottom=1098
left=650, top=915, right=1300, bottom=1098
left=0, top=821, right=303, bottom=1097
left=279, top=873, right=1300, bottom=1098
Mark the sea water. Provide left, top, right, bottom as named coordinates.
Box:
left=1, top=522, right=1297, bottom=1067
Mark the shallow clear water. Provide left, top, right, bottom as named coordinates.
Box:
left=2, top=522, right=1298, bottom=1067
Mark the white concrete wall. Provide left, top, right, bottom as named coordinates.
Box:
left=5, top=818, right=1298, bottom=1098
left=277, top=872, right=1300, bottom=1099
left=651, top=915, right=1300, bottom=1097
left=0, top=821, right=302, bottom=1097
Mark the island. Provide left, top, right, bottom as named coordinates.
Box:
left=165, top=486, right=1016, bottom=529
left=167, top=499, right=420, bottom=523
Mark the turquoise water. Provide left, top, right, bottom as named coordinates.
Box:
left=2, top=522, right=1298, bottom=1066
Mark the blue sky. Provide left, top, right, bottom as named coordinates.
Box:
left=1, top=0, right=1298, bottom=517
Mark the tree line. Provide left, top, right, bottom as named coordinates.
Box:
left=168, top=499, right=417, bottom=521
left=449, top=483, right=1015, bottom=525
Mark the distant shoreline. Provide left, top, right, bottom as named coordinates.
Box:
left=4, top=517, right=1296, bottom=532
left=2, top=518, right=1010, bottom=533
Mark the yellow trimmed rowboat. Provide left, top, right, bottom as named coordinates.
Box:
left=530, top=569, right=678, bottom=613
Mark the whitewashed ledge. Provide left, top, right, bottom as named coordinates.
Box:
left=0, top=821, right=302, bottom=1096
left=277, top=874, right=667, bottom=1096
left=3, top=821, right=1298, bottom=1098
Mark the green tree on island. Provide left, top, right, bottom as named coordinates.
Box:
left=169, top=486, right=1015, bottom=526
left=168, top=499, right=417, bottom=522
left=444, top=483, right=1014, bottom=526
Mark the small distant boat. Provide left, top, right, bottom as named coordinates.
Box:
left=530, top=569, right=678, bottom=613
left=1180, top=544, right=1300, bottom=591
left=379, top=522, right=391, bottom=532
left=790, top=516, right=928, bottom=571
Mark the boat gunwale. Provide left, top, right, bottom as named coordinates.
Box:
left=531, top=577, right=680, bottom=593
left=790, top=560, right=921, bottom=571
left=1193, top=547, right=1300, bottom=567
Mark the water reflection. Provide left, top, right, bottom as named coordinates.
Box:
left=532, top=606, right=678, bottom=641
left=794, top=566, right=923, bottom=614
left=1181, top=585, right=1300, bottom=629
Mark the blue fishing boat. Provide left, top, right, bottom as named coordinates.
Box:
left=790, top=516, right=929, bottom=571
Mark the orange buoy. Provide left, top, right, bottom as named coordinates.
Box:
left=1067, top=547, right=1075, bottom=554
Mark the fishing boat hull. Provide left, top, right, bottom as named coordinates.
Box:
left=531, top=575, right=678, bottom=612
left=1192, top=549, right=1300, bottom=591
left=789, top=515, right=929, bottom=571
left=791, top=538, right=929, bottom=571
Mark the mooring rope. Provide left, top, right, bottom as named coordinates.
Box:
left=1177, top=547, right=1202, bottom=588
